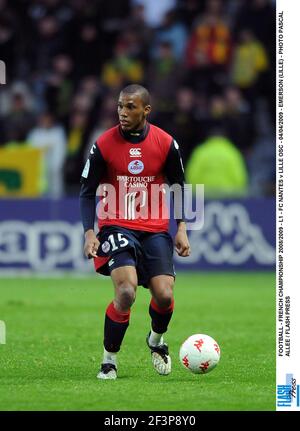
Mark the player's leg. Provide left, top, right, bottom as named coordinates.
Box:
left=146, top=274, right=174, bottom=375
left=98, top=254, right=137, bottom=380
left=105, top=265, right=137, bottom=354
left=140, top=232, right=175, bottom=375
left=148, top=274, right=174, bottom=344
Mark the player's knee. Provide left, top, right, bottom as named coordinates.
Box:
left=115, top=282, right=136, bottom=310
left=155, top=285, right=174, bottom=309
left=156, top=294, right=173, bottom=309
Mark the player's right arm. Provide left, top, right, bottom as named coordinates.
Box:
left=79, top=143, right=107, bottom=258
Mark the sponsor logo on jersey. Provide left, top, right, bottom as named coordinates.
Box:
left=101, top=241, right=111, bottom=253
left=128, top=160, right=144, bottom=174
left=90, top=144, right=96, bottom=154
left=129, top=148, right=142, bottom=157
left=117, top=175, right=155, bottom=188
left=108, top=259, right=114, bottom=267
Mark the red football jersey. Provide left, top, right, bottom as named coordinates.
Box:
left=96, top=123, right=173, bottom=232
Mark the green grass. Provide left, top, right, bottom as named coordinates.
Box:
left=0, top=272, right=275, bottom=411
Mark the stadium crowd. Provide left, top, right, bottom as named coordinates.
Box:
left=0, top=0, right=275, bottom=197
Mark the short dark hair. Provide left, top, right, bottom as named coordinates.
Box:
left=120, top=84, right=150, bottom=106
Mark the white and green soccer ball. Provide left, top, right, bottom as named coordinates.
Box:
left=179, top=334, right=221, bottom=374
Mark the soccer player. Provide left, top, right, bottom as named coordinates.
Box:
left=80, top=84, right=190, bottom=379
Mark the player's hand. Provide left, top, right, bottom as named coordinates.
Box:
left=174, top=222, right=191, bottom=257
left=83, top=230, right=100, bottom=259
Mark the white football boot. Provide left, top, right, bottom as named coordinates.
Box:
left=97, top=363, right=117, bottom=380
left=146, top=332, right=171, bottom=375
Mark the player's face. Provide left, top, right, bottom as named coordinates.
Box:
left=118, top=93, right=151, bottom=131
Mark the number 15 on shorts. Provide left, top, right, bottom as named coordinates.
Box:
left=108, top=233, right=129, bottom=251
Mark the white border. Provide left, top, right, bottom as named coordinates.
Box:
left=276, top=0, right=300, bottom=411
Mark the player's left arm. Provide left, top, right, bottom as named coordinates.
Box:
left=164, top=139, right=191, bottom=257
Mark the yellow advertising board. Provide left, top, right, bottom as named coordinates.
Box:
left=0, top=146, right=43, bottom=197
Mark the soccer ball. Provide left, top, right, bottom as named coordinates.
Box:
left=179, top=334, right=221, bottom=374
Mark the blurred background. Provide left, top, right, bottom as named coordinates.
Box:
left=0, top=0, right=276, bottom=273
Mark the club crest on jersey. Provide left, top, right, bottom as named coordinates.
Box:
left=128, top=160, right=144, bottom=174
left=129, top=148, right=142, bottom=157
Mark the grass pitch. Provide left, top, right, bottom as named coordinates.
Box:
left=0, top=272, right=275, bottom=411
